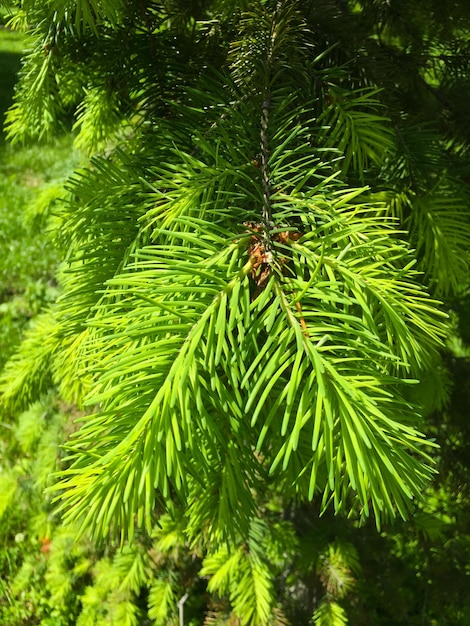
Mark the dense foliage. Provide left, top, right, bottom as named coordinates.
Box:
left=0, top=1, right=469, bottom=624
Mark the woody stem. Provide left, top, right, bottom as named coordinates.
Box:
left=260, top=94, right=274, bottom=243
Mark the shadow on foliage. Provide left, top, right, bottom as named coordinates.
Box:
left=0, top=49, right=22, bottom=138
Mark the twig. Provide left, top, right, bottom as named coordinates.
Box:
left=177, top=593, right=189, bottom=626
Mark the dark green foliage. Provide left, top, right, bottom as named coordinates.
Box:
left=0, top=30, right=23, bottom=131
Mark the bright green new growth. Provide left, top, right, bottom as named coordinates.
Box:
left=1, top=0, right=470, bottom=623
left=51, top=167, right=445, bottom=542
left=1, top=3, right=447, bottom=544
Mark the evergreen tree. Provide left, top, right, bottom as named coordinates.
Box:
left=1, top=1, right=470, bottom=624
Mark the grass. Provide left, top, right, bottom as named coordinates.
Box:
left=0, top=27, right=81, bottom=366
left=0, top=139, right=81, bottom=294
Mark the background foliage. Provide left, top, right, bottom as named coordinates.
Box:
left=0, top=1, right=469, bottom=625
